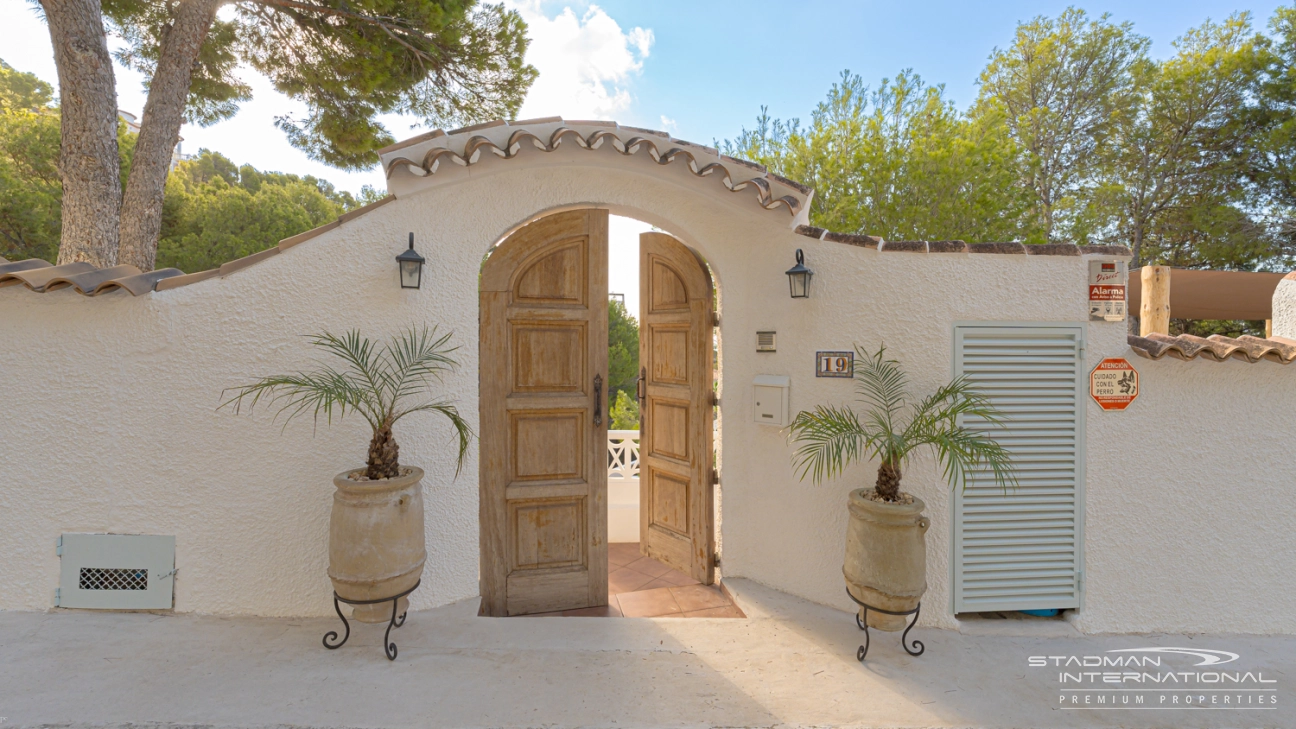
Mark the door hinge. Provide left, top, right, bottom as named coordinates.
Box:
left=713, top=552, right=721, bottom=566
left=711, top=393, right=720, bottom=407
left=711, top=468, right=719, bottom=486
left=54, top=587, right=60, bottom=606
left=712, top=313, right=720, bottom=327
left=55, top=535, right=62, bottom=556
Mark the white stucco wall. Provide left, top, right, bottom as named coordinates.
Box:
left=1274, top=273, right=1296, bottom=339
left=3, top=135, right=1294, bottom=633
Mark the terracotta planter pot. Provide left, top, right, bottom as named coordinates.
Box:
left=843, top=489, right=930, bottom=632
left=328, top=467, right=426, bottom=623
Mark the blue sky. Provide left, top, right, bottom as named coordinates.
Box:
left=1, top=0, right=1286, bottom=194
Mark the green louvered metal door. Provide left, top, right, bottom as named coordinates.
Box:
left=952, top=324, right=1085, bottom=614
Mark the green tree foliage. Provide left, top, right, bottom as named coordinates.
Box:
left=725, top=70, right=1037, bottom=243
left=102, top=0, right=537, bottom=168
left=1, top=59, right=376, bottom=272
left=1248, top=7, right=1296, bottom=262
left=1107, top=14, right=1269, bottom=269
left=156, top=150, right=379, bottom=272
left=726, top=6, right=1296, bottom=337
left=974, top=8, right=1150, bottom=242
left=0, top=61, right=135, bottom=262
left=609, top=390, right=640, bottom=430
left=607, top=298, right=640, bottom=411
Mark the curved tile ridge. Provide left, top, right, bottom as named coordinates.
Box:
left=0, top=259, right=185, bottom=296
left=381, top=121, right=808, bottom=217
left=1128, top=332, right=1296, bottom=364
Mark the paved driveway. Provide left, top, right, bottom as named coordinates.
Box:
left=0, top=579, right=1290, bottom=728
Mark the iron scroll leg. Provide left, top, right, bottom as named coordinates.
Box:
left=383, top=596, right=402, bottom=660
left=322, top=579, right=418, bottom=660
left=323, top=593, right=350, bottom=650
left=847, top=588, right=924, bottom=662
left=901, top=604, right=925, bottom=656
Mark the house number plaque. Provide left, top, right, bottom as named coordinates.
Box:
left=816, top=351, right=854, bottom=378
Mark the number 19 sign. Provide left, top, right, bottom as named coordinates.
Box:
left=816, top=351, right=854, bottom=378
left=1090, top=358, right=1139, bottom=411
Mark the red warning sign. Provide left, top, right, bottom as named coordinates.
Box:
left=1090, top=358, right=1138, bottom=411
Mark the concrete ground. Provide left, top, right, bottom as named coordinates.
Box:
left=0, top=578, right=1290, bottom=729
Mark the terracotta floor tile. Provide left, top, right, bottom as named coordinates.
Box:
left=680, top=605, right=746, bottom=618
left=652, top=569, right=700, bottom=588
left=624, top=556, right=674, bottom=578
left=608, top=567, right=655, bottom=595
left=636, top=577, right=679, bottom=591
left=669, top=584, right=731, bottom=612
left=617, top=587, right=682, bottom=617
left=607, top=543, right=640, bottom=567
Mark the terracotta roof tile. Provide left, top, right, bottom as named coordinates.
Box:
left=509, top=116, right=563, bottom=126
left=928, top=240, right=968, bottom=253
left=219, top=247, right=278, bottom=276
left=795, top=225, right=827, bottom=240
left=1, top=262, right=95, bottom=291
left=822, top=231, right=881, bottom=249
left=0, top=258, right=53, bottom=282
left=1128, top=332, right=1296, bottom=364
left=881, top=240, right=928, bottom=252
left=0, top=260, right=184, bottom=296
left=1025, top=243, right=1081, bottom=256
left=381, top=122, right=810, bottom=218
left=1080, top=244, right=1132, bottom=256
left=968, top=242, right=1026, bottom=255
left=155, top=268, right=219, bottom=292
left=103, top=268, right=185, bottom=295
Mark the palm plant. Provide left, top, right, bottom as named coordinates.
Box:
left=221, top=327, right=473, bottom=481
left=789, top=345, right=1015, bottom=502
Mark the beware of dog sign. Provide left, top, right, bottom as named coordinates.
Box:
left=1090, top=358, right=1138, bottom=411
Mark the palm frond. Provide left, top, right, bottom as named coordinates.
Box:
left=788, top=405, right=875, bottom=484
left=385, top=326, right=461, bottom=406
left=851, top=343, right=909, bottom=436
left=394, top=400, right=474, bottom=475
left=219, top=368, right=378, bottom=433
left=786, top=343, right=1017, bottom=495
left=220, top=327, right=476, bottom=478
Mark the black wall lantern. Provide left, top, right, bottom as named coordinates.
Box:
left=786, top=248, right=813, bottom=299
left=396, top=232, right=425, bottom=289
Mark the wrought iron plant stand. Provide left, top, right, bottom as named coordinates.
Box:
left=846, top=588, right=925, bottom=662
left=323, top=580, right=420, bottom=660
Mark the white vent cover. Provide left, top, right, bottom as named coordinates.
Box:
left=952, top=324, right=1084, bottom=614
left=57, top=534, right=175, bottom=609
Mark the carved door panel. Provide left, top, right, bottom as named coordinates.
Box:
left=638, top=232, right=715, bottom=584
left=480, top=210, right=609, bottom=616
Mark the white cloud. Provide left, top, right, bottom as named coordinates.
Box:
left=506, top=2, right=653, bottom=120
left=659, top=115, right=677, bottom=132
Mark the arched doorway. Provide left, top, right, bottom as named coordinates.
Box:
left=479, top=209, right=716, bottom=617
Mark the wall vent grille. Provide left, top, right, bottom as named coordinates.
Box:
left=79, top=567, right=148, bottom=591
left=57, top=534, right=175, bottom=609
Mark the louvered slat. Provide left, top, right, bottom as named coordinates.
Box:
left=953, top=325, right=1084, bottom=613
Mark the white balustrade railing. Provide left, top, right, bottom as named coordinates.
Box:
left=608, top=430, right=640, bottom=480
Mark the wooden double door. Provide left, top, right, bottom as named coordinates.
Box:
left=480, top=210, right=714, bottom=616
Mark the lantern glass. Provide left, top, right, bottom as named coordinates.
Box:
left=785, top=249, right=813, bottom=299
left=396, top=232, right=425, bottom=289
left=399, top=259, right=422, bottom=289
